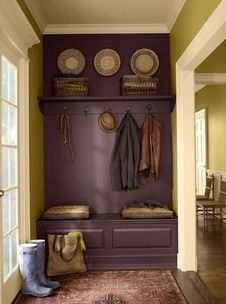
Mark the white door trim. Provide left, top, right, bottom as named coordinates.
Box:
left=18, top=57, right=30, bottom=243
left=176, top=0, right=226, bottom=271
left=0, top=35, right=30, bottom=304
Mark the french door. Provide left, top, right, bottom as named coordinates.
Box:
left=195, top=109, right=207, bottom=195
left=0, top=43, right=24, bottom=304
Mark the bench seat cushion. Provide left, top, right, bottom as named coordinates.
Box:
left=43, top=205, right=90, bottom=220
left=122, top=205, right=173, bottom=219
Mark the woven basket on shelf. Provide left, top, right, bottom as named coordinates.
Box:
left=54, top=77, right=88, bottom=96
left=121, top=75, right=158, bottom=96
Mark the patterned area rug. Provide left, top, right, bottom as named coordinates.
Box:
left=32, top=270, right=186, bottom=304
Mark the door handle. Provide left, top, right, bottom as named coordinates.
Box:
left=0, top=190, right=4, bottom=197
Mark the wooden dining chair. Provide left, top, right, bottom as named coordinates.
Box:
left=197, top=178, right=226, bottom=225
left=196, top=173, right=214, bottom=201
left=196, top=173, right=214, bottom=218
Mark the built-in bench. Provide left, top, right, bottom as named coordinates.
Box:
left=37, top=213, right=178, bottom=270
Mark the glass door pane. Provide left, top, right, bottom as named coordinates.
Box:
left=1, top=55, right=19, bottom=282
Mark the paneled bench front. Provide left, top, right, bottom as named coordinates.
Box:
left=37, top=213, right=178, bottom=270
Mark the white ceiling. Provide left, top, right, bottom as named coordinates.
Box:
left=24, top=0, right=186, bottom=34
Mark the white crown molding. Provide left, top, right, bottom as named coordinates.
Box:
left=24, top=0, right=46, bottom=33
left=0, top=0, right=39, bottom=57
left=195, top=73, right=226, bottom=85
left=194, top=73, right=226, bottom=92
left=43, top=23, right=169, bottom=34
left=167, top=0, right=186, bottom=31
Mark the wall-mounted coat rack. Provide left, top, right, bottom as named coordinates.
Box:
left=38, top=96, right=176, bottom=114
left=61, top=104, right=155, bottom=116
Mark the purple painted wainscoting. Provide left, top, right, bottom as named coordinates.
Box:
left=37, top=214, right=178, bottom=269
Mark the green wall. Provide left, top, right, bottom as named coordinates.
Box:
left=196, top=86, right=226, bottom=171
left=170, top=0, right=221, bottom=92
left=28, top=44, right=44, bottom=238
left=195, top=38, right=226, bottom=173
left=196, top=39, right=226, bottom=72
left=17, top=0, right=44, bottom=238
left=170, top=0, right=222, bottom=212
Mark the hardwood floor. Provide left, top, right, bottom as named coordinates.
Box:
left=173, top=270, right=216, bottom=304
left=197, top=216, right=226, bottom=303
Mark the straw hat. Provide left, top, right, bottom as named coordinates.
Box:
left=98, top=111, right=117, bottom=132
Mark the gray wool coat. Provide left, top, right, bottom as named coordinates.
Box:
left=110, top=113, right=140, bottom=191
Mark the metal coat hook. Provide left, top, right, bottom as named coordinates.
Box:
left=104, top=105, right=112, bottom=112
left=84, top=106, right=89, bottom=116
left=63, top=105, right=67, bottom=113
left=126, top=106, right=131, bottom=113
left=147, top=104, right=152, bottom=113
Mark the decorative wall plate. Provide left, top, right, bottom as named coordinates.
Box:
left=94, top=49, right=121, bottom=76
left=57, top=48, right=85, bottom=75
left=130, top=48, right=159, bottom=77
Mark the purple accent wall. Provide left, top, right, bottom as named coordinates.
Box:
left=43, top=34, right=171, bottom=96
left=44, top=100, right=172, bottom=211
left=42, top=34, right=173, bottom=212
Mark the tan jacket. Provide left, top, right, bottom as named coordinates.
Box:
left=139, top=113, right=161, bottom=183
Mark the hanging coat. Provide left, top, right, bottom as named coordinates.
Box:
left=139, top=113, right=161, bottom=183
left=110, top=113, right=140, bottom=191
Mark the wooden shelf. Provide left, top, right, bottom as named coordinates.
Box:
left=38, top=95, right=175, bottom=102
left=38, top=95, right=176, bottom=113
